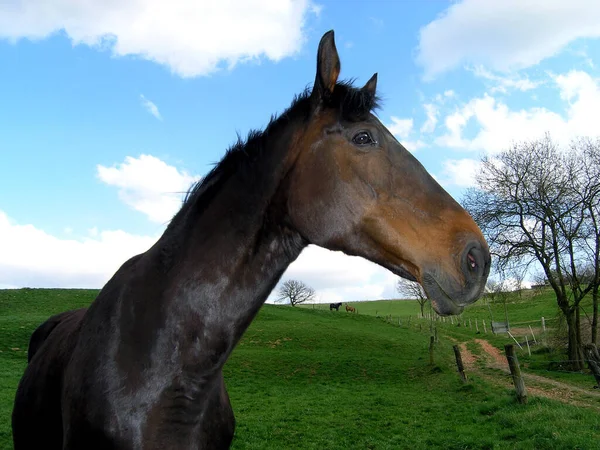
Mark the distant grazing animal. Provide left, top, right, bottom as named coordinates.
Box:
left=12, top=30, right=490, bottom=450
left=330, top=302, right=343, bottom=311
left=345, top=304, right=356, bottom=313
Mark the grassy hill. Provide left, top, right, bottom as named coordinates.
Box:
left=306, top=288, right=566, bottom=325
left=1, top=289, right=599, bottom=449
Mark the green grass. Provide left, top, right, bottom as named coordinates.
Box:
left=2, top=289, right=600, bottom=449
left=303, top=288, right=574, bottom=330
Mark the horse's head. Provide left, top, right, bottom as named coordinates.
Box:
left=284, top=31, right=490, bottom=316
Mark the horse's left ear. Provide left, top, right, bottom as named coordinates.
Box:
left=362, top=73, right=378, bottom=96
left=312, top=30, right=340, bottom=102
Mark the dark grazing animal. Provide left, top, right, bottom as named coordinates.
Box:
left=12, top=30, right=490, bottom=450
left=329, top=302, right=343, bottom=311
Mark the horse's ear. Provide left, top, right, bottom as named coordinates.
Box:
left=312, top=30, right=340, bottom=102
left=363, top=73, right=378, bottom=96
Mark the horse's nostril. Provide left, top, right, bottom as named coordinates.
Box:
left=463, top=242, right=486, bottom=279
left=467, top=252, right=477, bottom=271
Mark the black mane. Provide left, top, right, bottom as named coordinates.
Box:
left=178, top=80, right=380, bottom=218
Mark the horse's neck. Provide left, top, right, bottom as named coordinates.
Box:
left=137, top=127, right=306, bottom=345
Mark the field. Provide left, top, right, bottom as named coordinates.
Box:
left=1, top=289, right=600, bottom=449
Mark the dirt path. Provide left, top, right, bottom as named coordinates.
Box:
left=457, top=338, right=600, bottom=410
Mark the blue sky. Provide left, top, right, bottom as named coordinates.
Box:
left=1, top=0, right=600, bottom=301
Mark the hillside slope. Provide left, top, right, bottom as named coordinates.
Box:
left=1, top=289, right=599, bottom=449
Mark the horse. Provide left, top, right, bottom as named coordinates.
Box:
left=329, top=302, right=342, bottom=311
left=345, top=304, right=356, bottom=313
left=12, top=30, right=490, bottom=450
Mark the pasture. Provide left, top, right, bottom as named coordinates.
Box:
left=2, top=288, right=600, bottom=449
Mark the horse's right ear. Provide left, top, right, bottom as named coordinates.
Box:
left=312, top=30, right=340, bottom=103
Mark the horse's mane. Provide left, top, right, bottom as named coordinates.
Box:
left=166, top=80, right=380, bottom=236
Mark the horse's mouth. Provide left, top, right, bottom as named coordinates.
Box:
left=421, top=273, right=464, bottom=316
left=382, top=260, right=467, bottom=316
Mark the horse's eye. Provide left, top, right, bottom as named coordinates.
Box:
left=352, top=131, right=374, bottom=146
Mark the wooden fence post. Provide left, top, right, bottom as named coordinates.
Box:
left=429, top=336, right=435, bottom=366
left=541, top=317, right=546, bottom=332
left=475, top=319, right=479, bottom=333
left=453, top=345, right=467, bottom=383
left=483, top=320, right=487, bottom=334
left=584, top=344, right=600, bottom=388
left=525, top=335, right=531, bottom=356
left=529, top=325, right=536, bottom=343
left=505, top=344, right=528, bottom=404
left=507, top=331, right=523, bottom=350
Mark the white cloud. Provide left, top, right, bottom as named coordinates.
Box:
left=401, top=139, right=426, bottom=153
left=0, top=0, right=317, bottom=77
left=387, top=117, right=413, bottom=138
left=0, top=211, right=401, bottom=302
left=97, top=154, right=199, bottom=223
left=420, top=103, right=438, bottom=133
left=417, top=0, right=600, bottom=79
left=268, top=245, right=399, bottom=304
left=471, top=66, right=541, bottom=94
left=435, top=70, right=600, bottom=153
left=140, top=94, right=162, bottom=120
left=440, top=158, right=480, bottom=188
left=0, top=210, right=157, bottom=288
left=386, top=116, right=426, bottom=152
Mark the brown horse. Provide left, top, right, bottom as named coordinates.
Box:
left=12, top=30, right=490, bottom=450
left=345, top=304, right=356, bottom=313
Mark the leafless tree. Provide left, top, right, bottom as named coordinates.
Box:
left=462, top=134, right=600, bottom=369
left=276, top=280, right=315, bottom=306
left=397, top=279, right=427, bottom=317
left=574, top=137, right=600, bottom=345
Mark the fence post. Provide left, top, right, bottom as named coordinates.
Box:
left=541, top=317, right=546, bottom=332
left=483, top=320, right=487, bottom=334
left=529, top=325, right=536, bottom=343
left=453, top=345, right=467, bottom=383
left=584, top=344, right=600, bottom=388
left=429, top=336, right=435, bottom=366
left=507, top=331, right=523, bottom=350
left=505, top=344, right=528, bottom=404
left=475, top=319, right=479, bottom=333
left=525, top=335, right=531, bottom=356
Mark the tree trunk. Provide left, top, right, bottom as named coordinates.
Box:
left=565, top=308, right=585, bottom=370
left=592, top=287, right=598, bottom=346
left=420, top=302, right=425, bottom=318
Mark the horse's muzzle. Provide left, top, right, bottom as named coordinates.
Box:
left=421, top=239, right=491, bottom=316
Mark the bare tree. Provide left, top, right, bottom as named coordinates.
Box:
left=575, top=138, right=600, bottom=345
left=462, top=134, right=600, bottom=369
left=397, top=279, right=427, bottom=317
left=276, top=280, right=315, bottom=306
